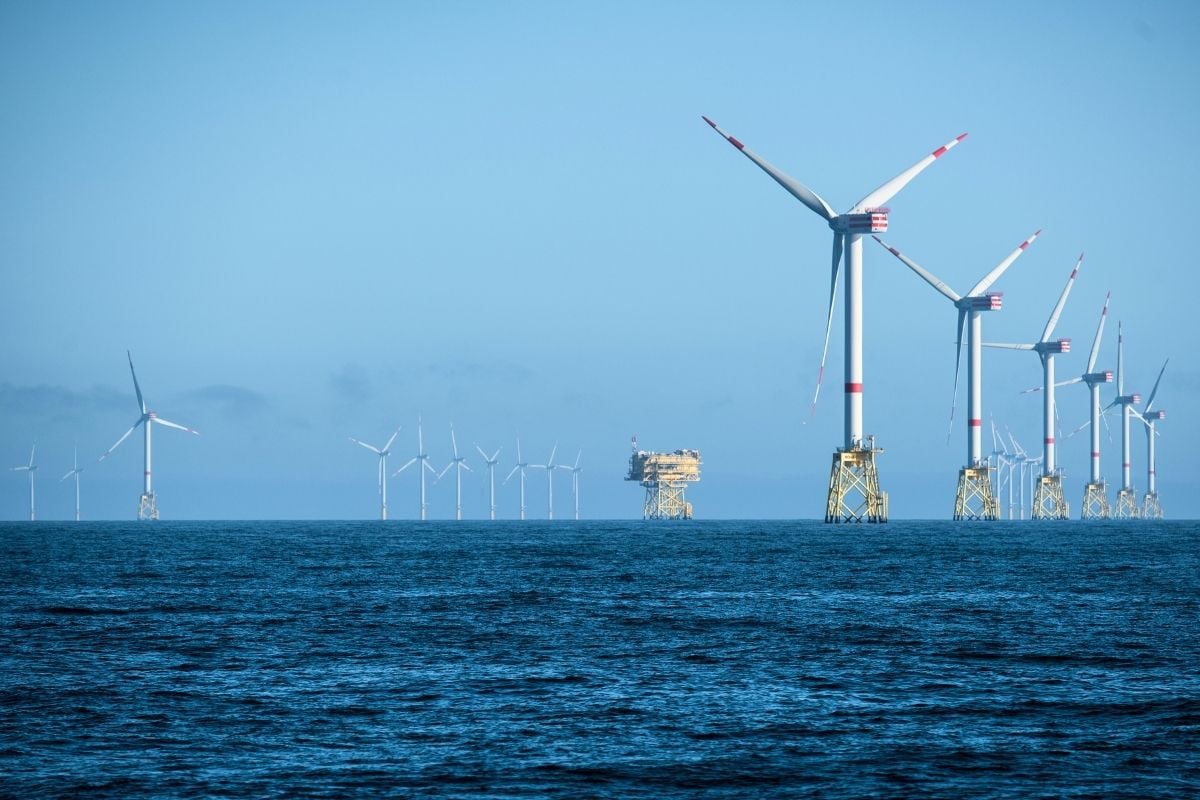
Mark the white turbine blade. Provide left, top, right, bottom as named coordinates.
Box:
left=947, top=308, right=966, bottom=442
left=61, top=469, right=75, bottom=481
left=424, top=460, right=439, bottom=476
left=967, top=229, right=1041, bottom=297
left=450, top=424, right=459, bottom=458
left=461, top=463, right=473, bottom=473
left=153, top=416, right=200, bottom=436
left=99, top=417, right=145, bottom=460
left=983, top=342, right=1036, bottom=351
left=1041, top=253, right=1083, bottom=342
left=547, top=442, right=558, bottom=467
left=1022, top=376, right=1084, bottom=394
left=384, top=428, right=401, bottom=452
left=350, top=437, right=382, bottom=454
left=10, top=466, right=31, bottom=472
left=393, top=457, right=417, bottom=476
left=1064, top=418, right=1091, bottom=439
left=435, top=463, right=452, bottom=482
left=516, top=436, right=522, bottom=463
left=28, top=443, right=36, bottom=468
left=1145, top=359, right=1168, bottom=411
left=872, top=235, right=960, bottom=302
left=1085, top=292, right=1111, bottom=374
left=701, top=116, right=836, bottom=220
left=852, top=132, right=968, bottom=213
left=127, top=350, right=146, bottom=413
left=573, top=450, right=582, bottom=469
left=490, top=448, right=502, bottom=463
left=808, top=232, right=843, bottom=420
left=503, top=465, right=520, bottom=484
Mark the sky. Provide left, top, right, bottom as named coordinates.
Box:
left=2, top=0, right=1198, bottom=520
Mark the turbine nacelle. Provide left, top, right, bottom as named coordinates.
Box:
left=1145, top=410, right=1165, bottom=421
left=959, top=293, right=1002, bottom=312
left=831, top=211, right=888, bottom=234
left=1035, top=339, right=1070, bottom=355
left=1084, top=370, right=1113, bottom=385
left=1117, top=393, right=1142, bottom=406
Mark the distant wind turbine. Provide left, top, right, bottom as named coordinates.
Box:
left=61, top=446, right=84, bottom=522
left=530, top=442, right=570, bottom=520
left=502, top=436, right=530, bottom=521
left=99, top=351, right=200, bottom=521
left=568, top=450, right=582, bottom=521
left=435, top=423, right=472, bottom=520
left=393, top=416, right=439, bottom=520
left=474, top=443, right=502, bottom=521
left=10, top=443, right=37, bottom=521
left=349, top=427, right=401, bottom=520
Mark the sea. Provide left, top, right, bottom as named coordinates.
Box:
left=2, top=520, right=1198, bottom=798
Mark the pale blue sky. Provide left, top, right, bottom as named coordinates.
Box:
left=2, top=0, right=1198, bottom=519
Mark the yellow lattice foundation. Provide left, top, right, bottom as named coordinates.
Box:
left=954, top=465, right=999, bottom=521
left=1080, top=481, right=1109, bottom=520
left=826, top=445, right=888, bottom=524
left=1032, top=474, right=1069, bottom=520
left=1113, top=488, right=1140, bottom=519
left=1142, top=492, right=1162, bottom=520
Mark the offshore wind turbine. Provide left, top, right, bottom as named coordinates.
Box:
left=61, top=446, right=84, bottom=522
left=393, top=417, right=439, bottom=520
left=10, top=443, right=37, bottom=521
left=349, top=427, right=400, bottom=520
left=986, top=256, right=1082, bottom=519
left=1108, top=323, right=1142, bottom=519
left=1027, top=294, right=1114, bottom=518
left=474, top=443, right=502, bottom=521
left=874, top=229, right=1040, bottom=520
left=703, top=116, right=967, bottom=523
left=435, top=423, right=471, bottom=521
left=99, top=351, right=200, bottom=520
left=1134, top=359, right=1167, bottom=519
left=530, top=442, right=568, bottom=520
left=502, top=437, right=530, bottom=521
left=567, top=450, right=582, bottom=521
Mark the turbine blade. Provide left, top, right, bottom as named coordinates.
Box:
left=1085, top=292, right=1110, bottom=374
left=983, top=342, right=1036, bottom=350
left=384, top=428, right=401, bottom=452
left=127, top=350, right=146, bottom=413
left=475, top=444, right=489, bottom=460
left=61, top=469, right=74, bottom=481
left=701, top=116, right=836, bottom=220
left=1041, top=253, right=1083, bottom=342
left=967, top=229, right=1041, bottom=297
left=873, top=235, right=960, bottom=302
left=435, top=463, right=452, bottom=481
left=152, top=416, right=200, bottom=435
left=450, top=424, right=459, bottom=458
left=1145, top=359, right=1168, bottom=411
left=948, top=308, right=966, bottom=442
left=28, top=443, right=36, bottom=468
left=852, top=132, right=968, bottom=213
left=809, top=232, right=843, bottom=420
left=548, top=442, right=558, bottom=467
left=503, top=465, right=519, bottom=484
left=393, top=457, right=417, bottom=476
left=350, top=437, right=382, bottom=454
left=99, top=417, right=144, bottom=461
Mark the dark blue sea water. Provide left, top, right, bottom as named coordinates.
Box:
left=2, top=520, right=1198, bottom=798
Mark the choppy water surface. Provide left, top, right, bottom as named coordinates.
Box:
left=2, top=520, right=1198, bottom=798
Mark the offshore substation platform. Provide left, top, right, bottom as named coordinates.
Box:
left=626, top=437, right=701, bottom=520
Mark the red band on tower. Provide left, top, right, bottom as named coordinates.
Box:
left=845, top=383, right=863, bottom=393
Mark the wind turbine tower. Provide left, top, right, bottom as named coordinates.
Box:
left=703, top=117, right=966, bottom=523
left=1064, top=294, right=1114, bottom=519
left=1110, top=324, right=1142, bottom=519
left=986, top=256, right=1081, bottom=520
left=10, top=443, right=37, bottom=521
left=100, top=351, right=200, bottom=520
left=874, top=230, right=1040, bottom=520
left=61, top=446, right=85, bottom=522
left=436, top=423, right=471, bottom=521
left=394, top=417, right=438, bottom=520
left=1136, top=359, right=1167, bottom=519
left=531, top=442, right=569, bottom=521
left=568, top=450, right=582, bottom=521
left=349, top=427, right=400, bottom=520
left=475, top=443, right=502, bottom=521
left=502, top=437, right=530, bottom=521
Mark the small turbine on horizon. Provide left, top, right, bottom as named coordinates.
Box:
left=349, top=427, right=401, bottom=520
left=502, top=436, right=530, bottom=521
left=1132, top=359, right=1168, bottom=519
left=10, top=443, right=38, bottom=521
left=99, top=351, right=200, bottom=521
left=394, top=417, right=439, bottom=520
left=530, top=442, right=570, bottom=521
left=568, top=450, right=582, bottom=521
left=475, top=443, right=503, bottom=521
left=435, top=423, right=472, bottom=521
left=61, top=445, right=85, bottom=522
